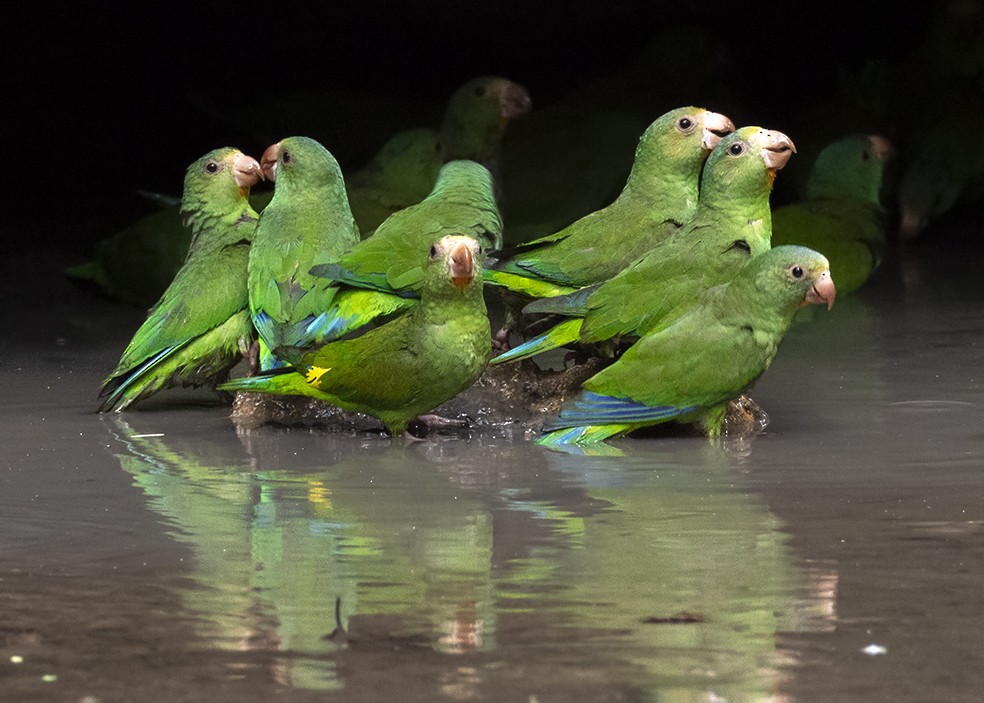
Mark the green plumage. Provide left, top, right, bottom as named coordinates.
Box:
left=65, top=204, right=191, bottom=307
left=440, top=76, right=532, bottom=187
left=345, top=127, right=447, bottom=236
left=69, top=77, right=528, bottom=308
left=304, top=160, right=502, bottom=344
left=220, top=236, right=491, bottom=436
left=493, top=126, right=796, bottom=364
left=486, top=106, right=735, bottom=298
left=772, top=134, right=892, bottom=294
left=248, top=136, right=361, bottom=367
left=98, top=147, right=262, bottom=411
left=537, top=245, right=836, bottom=448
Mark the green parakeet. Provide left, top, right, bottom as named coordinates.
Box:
left=345, top=127, right=447, bottom=235
left=895, top=86, right=984, bottom=240
left=772, top=134, right=893, bottom=294
left=440, top=75, right=532, bottom=186
left=485, top=106, right=736, bottom=298
left=887, top=1, right=984, bottom=239
left=248, top=136, right=361, bottom=368
left=537, top=245, right=836, bottom=448
left=301, top=159, right=502, bottom=346
left=249, top=127, right=449, bottom=236
left=70, top=76, right=529, bottom=308
left=219, top=235, right=491, bottom=436
left=65, top=204, right=193, bottom=307
left=98, top=147, right=264, bottom=411
left=494, top=126, right=796, bottom=364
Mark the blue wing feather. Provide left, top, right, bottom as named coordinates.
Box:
left=99, top=344, right=185, bottom=410
left=547, top=391, right=695, bottom=429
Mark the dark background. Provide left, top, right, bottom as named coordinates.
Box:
left=12, top=2, right=974, bottom=265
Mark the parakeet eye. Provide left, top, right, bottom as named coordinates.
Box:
left=728, top=143, right=744, bottom=156
left=475, top=86, right=487, bottom=97
left=281, top=150, right=293, bottom=165
left=677, top=117, right=693, bottom=131
left=790, top=265, right=804, bottom=279
left=861, top=150, right=870, bottom=161
left=204, top=160, right=220, bottom=174
left=429, top=244, right=439, bottom=259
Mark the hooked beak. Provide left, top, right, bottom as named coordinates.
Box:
left=449, top=241, right=475, bottom=289
left=232, top=152, right=264, bottom=189
left=260, top=142, right=281, bottom=182
left=898, top=207, right=928, bottom=241
left=804, top=270, right=836, bottom=310
left=868, top=134, right=895, bottom=162
left=701, top=111, right=736, bottom=150
left=490, top=78, right=532, bottom=122
left=760, top=130, right=797, bottom=171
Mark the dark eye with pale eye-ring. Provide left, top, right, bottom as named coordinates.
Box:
left=728, top=143, right=744, bottom=156
left=429, top=244, right=439, bottom=259
left=791, top=265, right=804, bottom=279
left=678, top=117, right=693, bottom=130
left=204, top=161, right=219, bottom=174
left=282, top=150, right=292, bottom=164
left=474, top=86, right=487, bottom=97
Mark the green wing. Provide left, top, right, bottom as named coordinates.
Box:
left=99, top=242, right=253, bottom=411
left=248, top=137, right=361, bottom=362
left=772, top=199, right=884, bottom=294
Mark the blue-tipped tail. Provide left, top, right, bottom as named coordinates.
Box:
left=98, top=344, right=185, bottom=412
left=546, top=391, right=695, bottom=429
left=534, top=423, right=631, bottom=453
left=490, top=317, right=582, bottom=365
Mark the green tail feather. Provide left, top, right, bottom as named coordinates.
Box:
left=98, top=345, right=187, bottom=412
left=521, top=284, right=598, bottom=316
left=218, top=370, right=324, bottom=400
left=482, top=269, right=578, bottom=299
left=490, top=317, right=582, bottom=365
left=535, top=423, right=634, bottom=449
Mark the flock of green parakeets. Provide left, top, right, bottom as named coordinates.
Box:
left=84, top=70, right=914, bottom=450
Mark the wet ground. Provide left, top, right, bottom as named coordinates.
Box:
left=3, top=228, right=984, bottom=702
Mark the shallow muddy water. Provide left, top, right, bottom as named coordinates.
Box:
left=2, top=235, right=984, bottom=702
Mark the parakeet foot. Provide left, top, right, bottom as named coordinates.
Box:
left=721, top=395, right=770, bottom=436
left=493, top=325, right=513, bottom=352
left=247, top=340, right=261, bottom=376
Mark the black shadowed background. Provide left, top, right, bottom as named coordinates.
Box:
left=7, top=2, right=979, bottom=293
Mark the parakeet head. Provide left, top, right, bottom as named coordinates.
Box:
left=702, top=126, right=797, bottom=199
left=180, top=147, right=263, bottom=228
left=260, top=136, right=346, bottom=194
left=633, top=106, right=735, bottom=172
left=897, top=160, right=962, bottom=241
left=446, top=75, right=532, bottom=126
left=423, top=235, right=484, bottom=297
left=440, top=76, right=532, bottom=161
left=749, top=245, right=836, bottom=312
left=806, top=134, right=893, bottom=206
left=182, top=147, right=263, bottom=208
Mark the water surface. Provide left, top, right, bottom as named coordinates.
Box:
left=2, top=239, right=983, bottom=702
